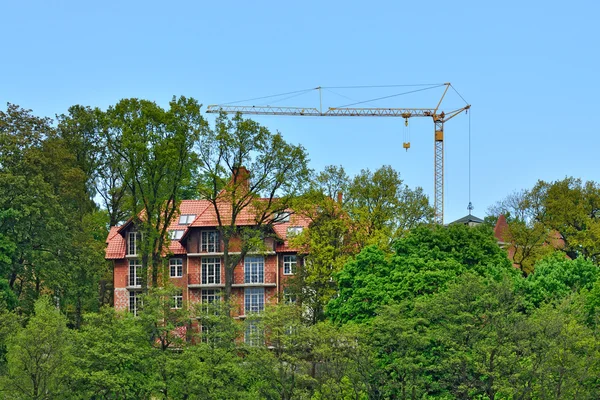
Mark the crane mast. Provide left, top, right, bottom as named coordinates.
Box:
left=206, top=83, right=470, bottom=225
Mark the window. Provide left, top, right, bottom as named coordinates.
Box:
left=201, top=324, right=212, bottom=343
left=244, top=287, right=264, bottom=314
left=202, top=257, right=221, bottom=284
left=169, top=230, right=184, bottom=240
left=287, top=226, right=303, bottom=237
left=245, top=321, right=263, bottom=346
left=179, top=214, right=196, bottom=225
left=128, top=231, right=141, bottom=255
left=201, top=231, right=220, bottom=252
left=274, top=211, right=290, bottom=223
left=201, top=289, right=221, bottom=313
left=129, top=291, right=140, bottom=316
left=171, top=292, right=183, bottom=309
left=283, top=255, right=297, bottom=275
left=129, top=260, right=142, bottom=287
left=170, top=258, right=183, bottom=278
left=283, top=287, right=297, bottom=304
left=244, top=257, right=264, bottom=284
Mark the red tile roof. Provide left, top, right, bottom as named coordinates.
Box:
left=189, top=199, right=271, bottom=227
left=273, top=213, right=312, bottom=252
left=106, top=226, right=126, bottom=259
left=105, top=199, right=310, bottom=259
left=494, top=214, right=509, bottom=242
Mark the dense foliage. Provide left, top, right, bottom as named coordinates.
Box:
left=1, top=101, right=600, bottom=399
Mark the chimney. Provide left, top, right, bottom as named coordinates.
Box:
left=231, top=166, right=250, bottom=191
left=337, top=191, right=343, bottom=204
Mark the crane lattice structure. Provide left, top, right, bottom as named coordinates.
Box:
left=206, top=83, right=470, bottom=225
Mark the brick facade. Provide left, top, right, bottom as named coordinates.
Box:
left=106, top=199, right=310, bottom=318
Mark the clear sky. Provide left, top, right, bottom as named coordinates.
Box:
left=2, top=0, right=598, bottom=223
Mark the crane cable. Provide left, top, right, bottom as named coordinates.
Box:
left=468, top=107, right=473, bottom=215
left=335, top=84, right=446, bottom=108
left=448, top=84, right=473, bottom=215
left=216, top=84, right=448, bottom=108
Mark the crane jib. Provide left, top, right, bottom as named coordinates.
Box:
left=205, top=100, right=471, bottom=225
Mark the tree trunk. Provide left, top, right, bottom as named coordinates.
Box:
left=151, top=252, right=161, bottom=288
left=223, top=236, right=232, bottom=315
left=141, top=253, right=150, bottom=293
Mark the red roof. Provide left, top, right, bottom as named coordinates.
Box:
left=273, top=213, right=312, bottom=252
left=105, top=198, right=310, bottom=258
left=190, top=198, right=276, bottom=228
left=494, top=214, right=509, bottom=242
left=106, top=226, right=126, bottom=259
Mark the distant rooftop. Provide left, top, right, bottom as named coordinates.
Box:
left=447, top=213, right=484, bottom=226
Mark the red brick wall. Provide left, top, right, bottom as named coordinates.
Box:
left=114, top=288, right=129, bottom=311
left=114, top=259, right=128, bottom=289
left=188, top=257, right=201, bottom=285
left=189, top=288, right=202, bottom=303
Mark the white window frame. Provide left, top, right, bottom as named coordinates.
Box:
left=274, top=211, right=290, bottom=223
left=171, top=293, right=183, bottom=309
left=283, top=287, right=297, bottom=304
left=201, top=289, right=221, bottom=313
left=169, top=258, right=183, bottom=278
left=244, top=287, right=264, bottom=314
left=201, top=257, right=221, bottom=285
left=178, top=214, right=196, bottom=225
left=169, top=230, right=184, bottom=240
left=287, top=226, right=303, bottom=237
left=129, top=291, right=140, bottom=316
left=128, top=231, right=141, bottom=256
left=283, top=255, right=297, bottom=275
left=245, top=321, right=263, bottom=346
left=129, top=259, right=142, bottom=287
left=244, top=257, right=264, bottom=284
left=201, top=231, right=220, bottom=252
left=201, top=324, right=212, bottom=343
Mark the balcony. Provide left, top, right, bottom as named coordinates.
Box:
left=187, top=271, right=277, bottom=288
left=126, top=275, right=142, bottom=290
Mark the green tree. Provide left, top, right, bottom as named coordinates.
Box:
left=522, top=253, right=599, bottom=309
left=70, top=307, right=155, bottom=399
left=346, top=165, right=433, bottom=249
left=106, top=97, right=204, bottom=289
left=289, top=164, right=433, bottom=324
left=195, top=112, right=310, bottom=303
left=531, top=177, right=600, bottom=262
left=289, top=180, right=353, bottom=324
left=0, top=103, right=101, bottom=319
left=328, top=224, right=514, bottom=324
left=489, top=190, right=560, bottom=275
left=308, top=322, right=374, bottom=400
left=492, top=178, right=600, bottom=266
left=522, top=298, right=600, bottom=399
left=166, top=302, right=255, bottom=399
left=1, top=297, right=73, bottom=399
left=253, top=304, right=314, bottom=399
left=137, top=286, right=190, bottom=398
left=57, top=105, right=129, bottom=226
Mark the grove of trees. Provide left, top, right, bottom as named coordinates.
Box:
left=1, top=100, right=600, bottom=399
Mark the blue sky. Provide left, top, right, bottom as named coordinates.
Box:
left=2, top=0, right=598, bottom=223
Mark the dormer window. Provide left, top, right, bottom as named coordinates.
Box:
left=274, top=212, right=290, bottom=223
left=287, top=226, right=303, bottom=237
left=169, top=230, right=184, bottom=240
left=179, top=214, right=196, bottom=225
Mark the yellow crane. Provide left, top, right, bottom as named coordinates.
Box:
left=206, top=83, right=470, bottom=224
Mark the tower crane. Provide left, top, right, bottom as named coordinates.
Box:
left=206, top=83, right=470, bottom=225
